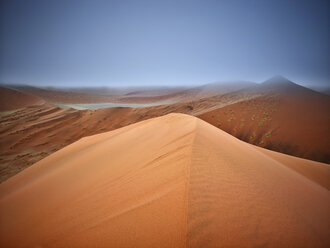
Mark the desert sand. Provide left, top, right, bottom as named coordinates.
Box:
left=1, top=77, right=329, bottom=184
left=11, top=81, right=256, bottom=104
left=198, top=77, right=330, bottom=163
left=1, top=113, right=329, bottom=247
left=0, top=87, right=44, bottom=111
left=0, top=86, right=258, bottom=183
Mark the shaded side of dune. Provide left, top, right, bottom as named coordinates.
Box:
left=187, top=118, right=330, bottom=247
left=198, top=93, right=330, bottom=163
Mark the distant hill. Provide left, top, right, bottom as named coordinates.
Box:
left=8, top=81, right=257, bottom=105
left=305, top=84, right=330, bottom=96
left=8, top=85, right=123, bottom=104
left=0, top=86, right=44, bottom=111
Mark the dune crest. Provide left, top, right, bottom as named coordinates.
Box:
left=0, top=113, right=329, bottom=247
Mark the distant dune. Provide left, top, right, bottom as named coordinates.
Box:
left=1, top=76, right=329, bottom=184
left=198, top=76, right=330, bottom=163
left=304, top=84, right=330, bottom=96
left=0, top=86, right=44, bottom=111
left=10, top=85, right=119, bottom=104
left=118, top=81, right=257, bottom=103
left=10, top=81, right=257, bottom=105
left=0, top=114, right=329, bottom=247
left=0, top=87, right=259, bottom=183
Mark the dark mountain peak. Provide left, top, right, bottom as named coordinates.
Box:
left=259, top=76, right=327, bottom=97
left=260, top=75, right=303, bottom=92
left=262, top=75, right=294, bottom=86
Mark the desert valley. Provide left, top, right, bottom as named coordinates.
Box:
left=0, top=76, right=330, bottom=247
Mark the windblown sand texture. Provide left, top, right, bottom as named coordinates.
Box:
left=1, top=114, right=329, bottom=247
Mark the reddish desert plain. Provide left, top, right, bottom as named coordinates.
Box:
left=0, top=77, right=330, bottom=247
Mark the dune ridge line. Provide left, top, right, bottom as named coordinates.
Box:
left=0, top=113, right=329, bottom=247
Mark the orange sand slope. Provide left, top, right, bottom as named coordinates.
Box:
left=0, top=113, right=329, bottom=248
left=0, top=86, right=44, bottom=111
left=198, top=78, right=330, bottom=163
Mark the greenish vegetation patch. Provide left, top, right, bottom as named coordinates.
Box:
left=265, top=132, right=272, bottom=138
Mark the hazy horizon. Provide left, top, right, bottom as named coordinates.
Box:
left=1, top=0, right=329, bottom=87
left=0, top=75, right=311, bottom=89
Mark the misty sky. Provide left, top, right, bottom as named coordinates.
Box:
left=0, top=0, right=329, bottom=87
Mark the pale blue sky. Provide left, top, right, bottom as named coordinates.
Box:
left=1, top=0, right=329, bottom=86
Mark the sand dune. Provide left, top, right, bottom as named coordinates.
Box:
left=255, top=145, right=330, bottom=190
left=10, top=85, right=119, bottom=104
left=1, top=114, right=329, bottom=247
left=198, top=77, right=330, bottom=163
left=11, top=81, right=257, bottom=105
left=0, top=104, right=135, bottom=183
left=0, top=88, right=259, bottom=183
left=0, top=86, right=44, bottom=111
